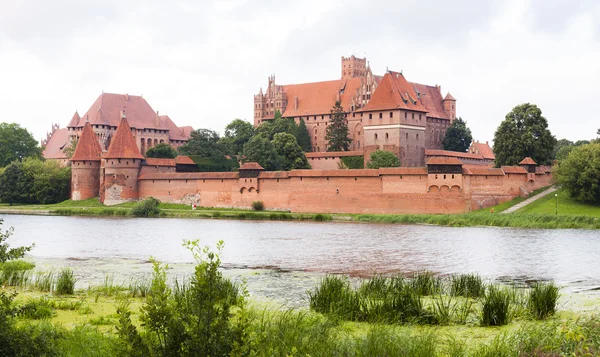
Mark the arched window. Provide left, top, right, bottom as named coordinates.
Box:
left=385, top=133, right=389, bottom=139
left=375, top=133, right=378, bottom=139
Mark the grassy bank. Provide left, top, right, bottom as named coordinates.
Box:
left=1, top=192, right=599, bottom=229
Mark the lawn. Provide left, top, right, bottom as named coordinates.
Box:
left=517, top=188, right=600, bottom=216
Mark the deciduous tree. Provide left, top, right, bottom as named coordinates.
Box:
left=325, top=101, right=351, bottom=152
left=366, top=150, right=400, bottom=169
left=242, top=134, right=283, bottom=171
left=256, top=110, right=298, bottom=141
left=146, top=143, right=178, bottom=158
left=178, top=129, right=224, bottom=159
left=0, top=123, right=42, bottom=167
left=442, top=117, right=472, bottom=152
left=555, top=143, right=600, bottom=203
left=219, top=119, right=255, bottom=156
left=493, top=103, right=556, bottom=166
left=272, top=133, right=310, bottom=170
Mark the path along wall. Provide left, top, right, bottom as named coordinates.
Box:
left=137, top=166, right=553, bottom=214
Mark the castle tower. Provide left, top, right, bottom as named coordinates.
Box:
left=253, top=87, right=266, bottom=126
left=70, top=121, right=102, bottom=201
left=443, top=93, right=456, bottom=121
left=101, top=111, right=144, bottom=205
left=341, top=55, right=367, bottom=79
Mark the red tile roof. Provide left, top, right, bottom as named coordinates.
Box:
left=71, top=122, right=102, bottom=161
left=178, top=126, right=194, bottom=139
left=519, top=157, right=537, bottom=165
left=259, top=171, right=290, bottom=179
left=79, top=93, right=168, bottom=130
left=462, top=165, right=505, bottom=176
left=535, top=167, right=546, bottom=174
left=288, top=169, right=380, bottom=177
left=358, top=71, right=428, bottom=113
left=410, top=83, right=449, bottom=119
left=103, top=118, right=144, bottom=159
left=67, top=111, right=81, bottom=128
left=444, top=93, right=456, bottom=101
left=501, top=166, right=528, bottom=174
left=145, top=158, right=176, bottom=166
left=279, top=78, right=362, bottom=117
left=239, top=162, right=264, bottom=170
left=469, top=141, right=495, bottom=160
left=426, top=157, right=463, bottom=165
left=425, top=149, right=484, bottom=160
left=305, top=151, right=363, bottom=158
left=379, top=167, right=428, bottom=175
left=159, top=115, right=191, bottom=141
left=175, top=156, right=195, bottom=165
left=42, top=128, right=69, bottom=159
left=138, top=172, right=238, bottom=180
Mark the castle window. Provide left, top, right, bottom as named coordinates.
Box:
left=405, top=112, right=407, bottom=119
left=322, top=115, right=324, bottom=119
left=390, top=112, right=393, bottom=118
left=369, top=114, right=372, bottom=119
left=375, top=134, right=378, bottom=139
left=419, top=114, right=422, bottom=120
left=314, top=116, right=317, bottom=120
left=352, top=112, right=355, bottom=117
left=385, top=133, right=389, bottom=139
left=361, top=112, right=363, bottom=117
left=379, top=113, right=382, bottom=119
left=412, top=113, right=415, bottom=119
left=452, top=175, right=455, bottom=179
left=358, top=141, right=361, bottom=148
left=444, top=175, right=447, bottom=179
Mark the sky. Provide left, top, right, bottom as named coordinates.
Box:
left=1, top=0, right=599, bottom=144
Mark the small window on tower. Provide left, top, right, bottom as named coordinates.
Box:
left=379, top=113, right=382, bottom=119
left=369, top=114, right=372, bottom=119
left=375, top=134, right=378, bottom=139
left=389, top=112, right=393, bottom=118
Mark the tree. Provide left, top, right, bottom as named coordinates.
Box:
left=0, top=123, right=42, bottom=167
left=555, top=143, right=600, bottom=204
left=366, top=150, right=400, bottom=169
left=295, top=119, right=312, bottom=152
left=256, top=110, right=298, bottom=141
left=442, top=117, right=473, bottom=152
left=272, top=133, right=310, bottom=170
left=242, top=134, right=283, bottom=171
left=0, top=162, right=25, bottom=205
left=0, top=159, right=70, bottom=205
left=493, top=103, right=557, bottom=166
left=219, top=119, right=255, bottom=156
left=325, top=101, right=351, bottom=151
left=178, top=129, right=224, bottom=159
left=0, top=219, right=33, bottom=263
left=63, top=136, right=78, bottom=159
left=146, top=143, right=178, bottom=158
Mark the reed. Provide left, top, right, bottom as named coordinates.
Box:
left=55, top=268, right=77, bottom=295
left=0, top=260, right=35, bottom=287
left=127, top=276, right=152, bottom=298
left=481, top=285, right=512, bottom=326
left=528, top=281, right=560, bottom=319
left=32, top=270, right=55, bottom=292
left=410, top=271, right=442, bottom=296
left=451, top=273, right=485, bottom=298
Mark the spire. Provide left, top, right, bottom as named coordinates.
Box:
left=71, top=122, right=102, bottom=161
left=104, top=116, right=144, bottom=159
left=67, top=111, right=81, bottom=128
left=443, top=92, right=456, bottom=101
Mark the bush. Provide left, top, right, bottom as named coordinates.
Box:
left=145, top=143, right=177, bottom=158
left=55, top=268, right=76, bottom=295
left=555, top=143, right=600, bottom=203
left=188, top=156, right=240, bottom=172
left=0, top=158, right=70, bottom=205
left=366, top=150, right=400, bottom=169
left=529, top=281, right=559, bottom=319
left=131, top=197, right=161, bottom=217
left=481, top=285, right=512, bottom=326
left=340, top=155, right=364, bottom=169
left=251, top=201, right=264, bottom=211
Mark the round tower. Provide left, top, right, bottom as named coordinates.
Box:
left=71, top=121, right=102, bottom=200
left=101, top=112, right=144, bottom=205
left=443, top=93, right=456, bottom=121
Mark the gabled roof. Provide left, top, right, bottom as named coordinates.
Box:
left=501, top=166, right=528, bottom=174
left=411, top=83, right=449, bottom=119
left=469, top=141, right=495, bottom=160
left=462, top=165, right=505, bottom=176
left=519, top=157, right=537, bottom=165
left=425, top=149, right=484, bottom=160
left=179, top=126, right=194, bottom=139
left=239, top=162, right=264, bottom=170
left=280, top=77, right=362, bottom=117
left=426, top=157, right=463, bottom=165
left=145, top=158, right=176, bottom=167
left=67, top=111, right=81, bottom=128
left=443, top=93, right=456, bottom=101
left=42, top=128, right=69, bottom=159
left=358, top=71, right=428, bottom=113
left=71, top=122, right=102, bottom=161
left=175, top=156, right=195, bottom=165
left=103, top=117, right=144, bottom=159
left=305, top=150, right=363, bottom=158
left=159, top=115, right=192, bottom=141
left=79, top=93, right=169, bottom=130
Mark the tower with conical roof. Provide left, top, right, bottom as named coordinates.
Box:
left=442, top=92, right=456, bottom=121
left=101, top=111, right=144, bottom=205
left=71, top=121, right=103, bottom=200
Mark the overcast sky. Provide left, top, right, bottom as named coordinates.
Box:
left=1, top=0, right=599, bottom=144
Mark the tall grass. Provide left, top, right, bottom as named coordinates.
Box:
left=0, top=260, right=35, bottom=286
left=529, top=281, right=560, bottom=319
left=411, top=270, right=442, bottom=295
left=481, top=285, right=512, bottom=326
left=451, top=273, right=485, bottom=298
left=33, top=270, right=55, bottom=292
left=55, top=268, right=77, bottom=295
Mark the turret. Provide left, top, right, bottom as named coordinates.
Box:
left=341, top=55, right=368, bottom=79
left=443, top=93, right=456, bottom=121
left=101, top=112, right=144, bottom=205
left=71, top=121, right=102, bottom=200
left=253, top=87, right=266, bottom=126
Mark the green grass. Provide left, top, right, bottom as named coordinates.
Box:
left=517, top=188, right=600, bottom=216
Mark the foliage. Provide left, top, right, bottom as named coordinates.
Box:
left=63, top=136, right=78, bottom=159
left=0, top=158, right=70, bottom=205
left=493, top=103, right=557, bottom=166
left=528, top=282, right=559, bottom=319
left=451, top=273, right=485, bottom=298
left=177, top=129, right=224, bottom=159
left=188, top=156, right=239, bottom=172
left=340, top=155, right=364, bottom=169
left=554, top=138, right=592, bottom=162
left=251, top=201, right=264, bottom=211
left=555, top=143, right=600, bottom=203
left=0, top=122, right=42, bottom=167
left=296, top=118, right=312, bottom=152
left=271, top=132, right=310, bottom=170
left=55, top=268, right=77, bottom=295
left=242, top=134, right=283, bottom=171
left=0, top=259, right=35, bottom=286
left=481, top=285, right=512, bottom=326
left=442, top=117, right=473, bottom=152
left=366, top=150, right=400, bottom=169
left=145, top=143, right=178, bottom=159
left=219, top=119, right=255, bottom=156
left=0, top=219, right=34, bottom=264
left=325, top=101, right=351, bottom=151
left=131, top=197, right=161, bottom=217
left=255, top=110, right=298, bottom=141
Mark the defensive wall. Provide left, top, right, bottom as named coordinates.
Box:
left=133, top=163, right=553, bottom=214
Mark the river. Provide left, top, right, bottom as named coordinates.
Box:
left=1, top=214, right=599, bottom=307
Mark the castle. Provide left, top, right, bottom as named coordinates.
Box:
left=254, top=55, right=456, bottom=166
left=72, top=113, right=552, bottom=213
left=42, top=92, right=193, bottom=165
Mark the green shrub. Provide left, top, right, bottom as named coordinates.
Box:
left=55, top=268, right=76, bottom=295
left=188, top=156, right=240, bottom=172
left=481, top=285, right=512, bottom=326
left=17, top=298, right=56, bottom=320
left=131, top=197, right=161, bottom=217
left=251, top=201, right=264, bottom=211
left=340, top=155, right=364, bottom=169
left=529, top=281, right=560, bottom=319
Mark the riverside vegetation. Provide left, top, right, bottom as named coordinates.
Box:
left=1, top=219, right=600, bottom=356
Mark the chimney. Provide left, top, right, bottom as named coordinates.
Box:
left=294, top=97, right=298, bottom=110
